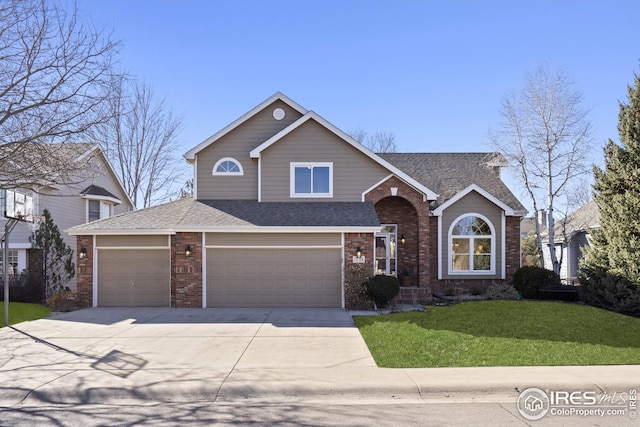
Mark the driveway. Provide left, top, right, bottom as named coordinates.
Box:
left=0, top=307, right=376, bottom=405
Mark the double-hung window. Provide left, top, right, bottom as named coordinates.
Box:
left=290, top=162, right=333, bottom=197
left=88, top=200, right=113, bottom=222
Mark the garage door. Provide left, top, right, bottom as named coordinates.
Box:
left=206, top=248, right=341, bottom=307
left=98, top=249, right=170, bottom=306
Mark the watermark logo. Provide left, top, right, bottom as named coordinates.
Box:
left=517, top=387, right=637, bottom=420
left=517, top=388, right=550, bottom=420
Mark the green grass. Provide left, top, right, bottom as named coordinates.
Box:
left=0, top=302, right=51, bottom=327
left=353, top=300, right=640, bottom=367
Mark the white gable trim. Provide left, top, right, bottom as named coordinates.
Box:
left=432, top=184, right=515, bottom=216
left=250, top=111, right=438, bottom=201
left=183, top=92, right=308, bottom=161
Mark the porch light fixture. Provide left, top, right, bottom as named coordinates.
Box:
left=79, top=247, right=87, bottom=259
left=400, top=235, right=406, bottom=244
left=185, top=245, right=192, bottom=257
left=356, top=247, right=362, bottom=258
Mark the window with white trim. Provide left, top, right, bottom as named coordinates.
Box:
left=290, top=162, right=333, bottom=197
left=88, top=199, right=113, bottom=222
left=0, top=250, right=18, bottom=276
left=213, top=157, right=243, bottom=175
left=449, top=214, right=495, bottom=274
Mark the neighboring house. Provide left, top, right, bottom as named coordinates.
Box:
left=68, top=93, right=526, bottom=309
left=542, top=200, right=599, bottom=283
left=1, top=143, right=134, bottom=289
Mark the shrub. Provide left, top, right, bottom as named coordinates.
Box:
left=444, top=287, right=458, bottom=297
left=487, top=282, right=519, bottom=300
left=513, top=266, right=560, bottom=299
left=46, top=289, right=78, bottom=312
left=470, top=286, right=484, bottom=296
left=366, top=275, right=400, bottom=308
left=579, top=267, right=640, bottom=318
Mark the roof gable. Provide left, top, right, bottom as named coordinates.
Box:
left=432, top=184, right=516, bottom=216
left=249, top=111, right=438, bottom=201
left=183, top=92, right=308, bottom=162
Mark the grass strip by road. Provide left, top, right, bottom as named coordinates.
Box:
left=353, top=300, right=640, bottom=367
left=0, top=302, right=51, bottom=327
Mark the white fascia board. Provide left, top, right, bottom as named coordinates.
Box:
left=432, top=184, right=516, bottom=217
left=81, top=194, right=122, bottom=205
left=250, top=111, right=438, bottom=201
left=65, top=228, right=176, bottom=236
left=173, top=226, right=383, bottom=233
left=361, top=173, right=432, bottom=202
left=184, top=92, right=308, bottom=161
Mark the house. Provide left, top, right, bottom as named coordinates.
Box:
left=67, top=93, right=526, bottom=309
left=1, top=143, right=134, bottom=289
left=542, top=200, right=599, bottom=283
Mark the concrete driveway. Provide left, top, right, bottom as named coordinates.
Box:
left=0, top=307, right=376, bottom=405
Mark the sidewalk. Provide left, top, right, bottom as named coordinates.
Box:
left=1, top=307, right=638, bottom=406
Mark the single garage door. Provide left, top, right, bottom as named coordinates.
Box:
left=98, top=249, right=170, bottom=306
left=206, top=248, right=341, bottom=307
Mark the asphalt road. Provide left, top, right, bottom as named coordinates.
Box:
left=2, top=400, right=637, bottom=427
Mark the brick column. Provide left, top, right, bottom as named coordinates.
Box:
left=343, top=232, right=374, bottom=310
left=75, top=235, right=93, bottom=308
left=171, top=232, right=203, bottom=308
left=505, top=216, right=522, bottom=280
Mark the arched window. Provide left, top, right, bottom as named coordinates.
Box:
left=449, top=214, right=495, bottom=274
left=213, top=157, right=243, bottom=175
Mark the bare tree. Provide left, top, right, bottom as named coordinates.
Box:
left=0, top=0, right=121, bottom=189
left=349, top=128, right=398, bottom=153
left=490, top=65, right=594, bottom=274
left=89, top=77, right=183, bottom=208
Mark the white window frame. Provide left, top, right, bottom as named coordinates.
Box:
left=212, top=157, right=244, bottom=176
left=87, top=199, right=114, bottom=222
left=448, top=213, right=496, bottom=275
left=290, top=162, right=333, bottom=198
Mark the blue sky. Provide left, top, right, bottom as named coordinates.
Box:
left=75, top=0, right=639, bottom=204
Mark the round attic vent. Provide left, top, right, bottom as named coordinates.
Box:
left=273, top=108, right=285, bottom=120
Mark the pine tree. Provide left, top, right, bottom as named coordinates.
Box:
left=579, top=70, right=640, bottom=316
left=30, top=209, right=75, bottom=299
left=583, top=71, right=640, bottom=280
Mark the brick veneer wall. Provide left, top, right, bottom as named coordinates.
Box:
left=76, top=235, right=93, bottom=308
left=364, top=175, right=432, bottom=288
left=343, top=232, right=374, bottom=309
left=171, top=232, right=203, bottom=308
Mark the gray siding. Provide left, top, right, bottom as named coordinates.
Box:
left=195, top=100, right=303, bottom=200
left=2, top=150, right=133, bottom=289
left=441, top=191, right=504, bottom=280
left=260, top=120, right=390, bottom=202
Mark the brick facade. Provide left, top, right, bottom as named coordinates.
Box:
left=75, top=235, right=93, bottom=308
left=343, top=232, right=374, bottom=310
left=171, top=232, right=203, bottom=308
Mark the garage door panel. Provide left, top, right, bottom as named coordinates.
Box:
left=98, top=249, right=170, bottom=307
left=207, top=248, right=341, bottom=308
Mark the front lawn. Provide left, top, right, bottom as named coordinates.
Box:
left=0, top=302, right=51, bottom=327
left=353, top=300, right=640, bottom=367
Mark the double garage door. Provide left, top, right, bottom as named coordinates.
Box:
left=206, top=247, right=341, bottom=308
left=95, top=234, right=342, bottom=308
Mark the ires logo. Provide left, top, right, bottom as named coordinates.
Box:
left=549, top=391, right=598, bottom=406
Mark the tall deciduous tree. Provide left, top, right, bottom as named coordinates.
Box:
left=29, top=209, right=75, bottom=299
left=349, top=128, right=398, bottom=153
left=0, top=0, right=121, bottom=189
left=582, top=71, right=640, bottom=281
left=490, top=65, right=594, bottom=274
left=89, top=77, right=183, bottom=208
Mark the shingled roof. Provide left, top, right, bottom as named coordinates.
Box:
left=379, top=152, right=526, bottom=214
left=67, top=198, right=380, bottom=234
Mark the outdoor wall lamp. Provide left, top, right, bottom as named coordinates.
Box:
left=400, top=235, right=406, bottom=244
left=79, top=247, right=87, bottom=259
left=356, top=247, right=362, bottom=258
left=185, top=245, right=192, bottom=257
